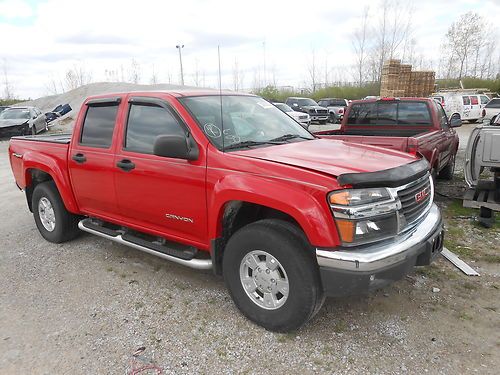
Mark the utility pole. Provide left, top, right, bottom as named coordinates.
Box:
left=176, top=44, right=185, bottom=85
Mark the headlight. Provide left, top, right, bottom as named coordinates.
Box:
left=329, top=188, right=391, bottom=206
left=328, top=188, right=400, bottom=246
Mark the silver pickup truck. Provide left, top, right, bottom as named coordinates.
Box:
left=464, top=115, right=500, bottom=226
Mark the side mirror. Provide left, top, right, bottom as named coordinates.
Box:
left=449, top=113, right=462, bottom=128
left=153, top=134, right=199, bottom=160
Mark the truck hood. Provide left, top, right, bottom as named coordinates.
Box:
left=0, top=119, right=28, bottom=128
left=232, top=138, right=418, bottom=177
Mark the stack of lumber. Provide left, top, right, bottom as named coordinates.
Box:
left=380, top=60, right=435, bottom=98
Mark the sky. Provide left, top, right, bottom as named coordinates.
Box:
left=1, top=0, right=499, bottom=99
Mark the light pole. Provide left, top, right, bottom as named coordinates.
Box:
left=176, top=44, right=184, bottom=85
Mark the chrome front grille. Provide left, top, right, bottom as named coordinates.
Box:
left=396, top=175, right=432, bottom=225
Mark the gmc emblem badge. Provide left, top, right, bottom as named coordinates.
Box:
left=415, top=187, right=430, bottom=203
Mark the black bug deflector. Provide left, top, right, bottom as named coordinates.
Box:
left=337, top=158, right=429, bottom=188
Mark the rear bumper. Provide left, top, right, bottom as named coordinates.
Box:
left=316, top=204, right=443, bottom=296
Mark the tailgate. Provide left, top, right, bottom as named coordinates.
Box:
left=317, top=134, right=409, bottom=152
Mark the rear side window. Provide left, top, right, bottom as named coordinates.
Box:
left=347, top=101, right=431, bottom=126
left=125, top=103, right=186, bottom=154
left=485, top=98, right=500, bottom=108
left=462, top=96, right=471, bottom=105
left=80, top=104, right=119, bottom=148
left=347, top=102, right=377, bottom=125
left=470, top=96, right=479, bottom=105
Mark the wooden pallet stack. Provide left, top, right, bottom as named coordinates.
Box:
left=380, top=60, right=435, bottom=98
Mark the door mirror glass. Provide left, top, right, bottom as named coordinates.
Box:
left=153, top=134, right=199, bottom=160
left=449, top=113, right=462, bottom=128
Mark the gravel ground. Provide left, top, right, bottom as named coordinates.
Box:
left=0, top=124, right=499, bottom=375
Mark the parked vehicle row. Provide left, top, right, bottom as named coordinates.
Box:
left=0, top=106, right=48, bottom=137
left=8, top=90, right=443, bottom=332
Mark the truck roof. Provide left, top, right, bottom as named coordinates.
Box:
left=83, top=89, right=254, bottom=101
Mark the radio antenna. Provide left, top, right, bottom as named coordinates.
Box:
left=218, top=45, right=224, bottom=152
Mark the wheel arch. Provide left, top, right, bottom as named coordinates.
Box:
left=23, top=165, right=79, bottom=214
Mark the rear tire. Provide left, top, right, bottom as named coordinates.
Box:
left=438, top=154, right=455, bottom=180
left=32, top=181, right=80, bottom=243
left=223, top=219, right=323, bottom=332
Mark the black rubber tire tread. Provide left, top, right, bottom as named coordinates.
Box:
left=438, top=154, right=455, bottom=180
left=32, top=181, right=80, bottom=243
left=223, top=219, right=324, bottom=332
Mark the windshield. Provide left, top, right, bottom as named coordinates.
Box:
left=274, top=103, right=293, bottom=112
left=0, top=109, right=31, bottom=120
left=180, top=95, right=314, bottom=150
left=298, top=98, right=318, bottom=106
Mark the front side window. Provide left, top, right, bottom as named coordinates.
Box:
left=180, top=95, right=313, bottom=151
left=125, top=103, right=186, bottom=154
left=80, top=104, right=119, bottom=148
left=436, top=103, right=449, bottom=129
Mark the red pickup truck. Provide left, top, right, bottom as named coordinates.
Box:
left=316, top=98, right=462, bottom=180
left=8, top=91, right=443, bottom=332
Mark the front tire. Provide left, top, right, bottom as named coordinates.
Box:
left=223, top=219, right=323, bottom=332
left=32, top=181, right=80, bottom=243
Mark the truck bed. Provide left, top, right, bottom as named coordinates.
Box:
left=11, top=133, right=72, bottom=144
left=315, top=128, right=438, bottom=154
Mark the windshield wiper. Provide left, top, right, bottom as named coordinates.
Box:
left=224, top=140, right=282, bottom=151
left=269, top=134, right=313, bottom=142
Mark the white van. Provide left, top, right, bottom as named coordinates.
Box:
left=432, top=92, right=490, bottom=123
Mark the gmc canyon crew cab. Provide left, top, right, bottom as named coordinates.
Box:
left=8, top=91, right=444, bottom=332
left=316, top=98, right=462, bottom=180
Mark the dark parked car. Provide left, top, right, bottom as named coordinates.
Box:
left=45, top=103, right=72, bottom=123
left=285, top=97, right=328, bottom=124
left=0, top=106, right=48, bottom=137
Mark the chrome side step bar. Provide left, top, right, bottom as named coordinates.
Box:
left=78, top=221, right=212, bottom=270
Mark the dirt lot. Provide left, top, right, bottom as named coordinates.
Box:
left=0, top=124, right=498, bottom=374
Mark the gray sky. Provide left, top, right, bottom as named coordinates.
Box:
left=1, top=0, right=499, bottom=99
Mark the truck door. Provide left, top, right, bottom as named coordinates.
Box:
left=68, top=97, right=122, bottom=218
left=436, top=103, right=454, bottom=167
left=113, top=96, right=207, bottom=246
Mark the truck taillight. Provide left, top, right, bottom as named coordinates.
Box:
left=482, top=109, right=486, bottom=117
left=338, top=108, right=344, bottom=114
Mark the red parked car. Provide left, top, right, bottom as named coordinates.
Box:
left=8, top=91, right=443, bottom=332
left=315, top=98, right=461, bottom=180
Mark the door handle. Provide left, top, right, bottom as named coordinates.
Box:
left=72, top=153, right=86, bottom=163
left=116, top=159, right=135, bottom=171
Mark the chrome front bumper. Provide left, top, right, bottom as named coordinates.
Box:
left=316, top=204, right=442, bottom=273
